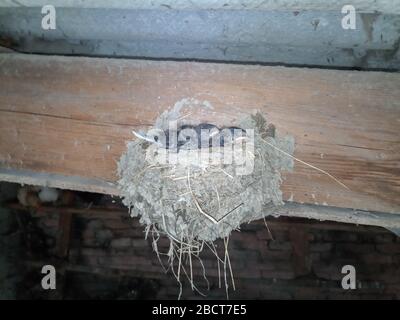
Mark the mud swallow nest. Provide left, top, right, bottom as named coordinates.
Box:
left=117, top=99, right=294, bottom=297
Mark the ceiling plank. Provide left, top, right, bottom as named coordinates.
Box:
left=0, top=53, right=399, bottom=214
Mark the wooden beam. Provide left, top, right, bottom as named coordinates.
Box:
left=0, top=168, right=118, bottom=195
left=0, top=53, right=399, bottom=215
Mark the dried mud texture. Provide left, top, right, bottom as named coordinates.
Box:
left=118, top=99, right=294, bottom=242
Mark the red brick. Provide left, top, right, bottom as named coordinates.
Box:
left=268, top=241, right=292, bottom=251
left=376, top=243, right=400, bottom=254
left=310, top=243, right=333, bottom=252
left=110, top=238, right=132, bottom=248
left=261, top=269, right=296, bottom=280
left=362, top=253, right=392, bottom=264
left=335, top=243, right=375, bottom=253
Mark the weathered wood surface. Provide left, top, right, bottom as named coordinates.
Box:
left=0, top=53, right=399, bottom=214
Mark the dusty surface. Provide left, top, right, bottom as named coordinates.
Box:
left=2, top=1, right=398, bottom=14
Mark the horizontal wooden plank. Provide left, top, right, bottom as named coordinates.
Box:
left=0, top=168, right=118, bottom=195
left=0, top=53, right=399, bottom=214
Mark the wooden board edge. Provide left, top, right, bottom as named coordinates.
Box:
left=1, top=167, right=400, bottom=229
left=0, top=167, right=119, bottom=196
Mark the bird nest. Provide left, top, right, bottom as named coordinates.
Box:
left=117, top=99, right=294, bottom=297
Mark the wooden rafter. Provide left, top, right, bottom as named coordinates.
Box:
left=0, top=53, right=399, bottom=223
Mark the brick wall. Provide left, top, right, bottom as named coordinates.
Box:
left=16, top=205, right=400, bottom=300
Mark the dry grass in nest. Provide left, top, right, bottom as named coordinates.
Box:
left=118, top=105, right=296, bottom=298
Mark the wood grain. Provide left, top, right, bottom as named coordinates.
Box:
left=0, top=53, right=399, bottom=214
